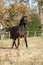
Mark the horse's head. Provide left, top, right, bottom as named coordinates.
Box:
left=22, top=16, right=28, bottom=25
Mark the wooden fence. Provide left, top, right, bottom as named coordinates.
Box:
left=27, top=31, right=43, bottom=37
left=0, top=30, right=43, bottom=40
left=0, top=30, right=10, bottom=40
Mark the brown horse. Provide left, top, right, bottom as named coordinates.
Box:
left=6, top=16, right=28, bottom=48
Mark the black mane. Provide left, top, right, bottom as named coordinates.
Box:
left=19, top=16, right=27, bottom=27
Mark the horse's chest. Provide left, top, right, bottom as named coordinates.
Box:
left=19, top=26, right=26, bottom=36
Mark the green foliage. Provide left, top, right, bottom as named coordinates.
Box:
left=26, top=13, right=42, bottom=37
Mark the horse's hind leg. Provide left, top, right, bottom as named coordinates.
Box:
left=17, top=38, right=20, bottom=48
left=11, top=40, right=16, bottom=48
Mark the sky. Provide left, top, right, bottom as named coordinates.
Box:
left=29, top=0, right=32, bottom=8
left=4, top=0, right=37, bottom=8
left=4, top=0, right=32, bottom=7
left=30, top=0, right=38, bottom=7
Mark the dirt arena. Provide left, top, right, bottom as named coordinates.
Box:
left=0, top=37, right=43, bottom=65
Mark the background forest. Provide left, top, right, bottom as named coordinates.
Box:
left=0, top=0, right=42, bottom=36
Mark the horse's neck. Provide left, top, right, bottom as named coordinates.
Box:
left=19, top=21, right=26, bottom=28
left=19, top=24, right=26, bottom=29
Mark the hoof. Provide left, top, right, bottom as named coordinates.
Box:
left=15, top=46, right=19, bottom=49
left=26, top=45, right=28, bottom=48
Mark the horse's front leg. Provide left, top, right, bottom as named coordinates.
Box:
left=11, top=40, right=17, bottom=48
left=24, top=35, right=28, bottom=48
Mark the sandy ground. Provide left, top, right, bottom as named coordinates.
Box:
left=0, top=37, right=43, bottom=65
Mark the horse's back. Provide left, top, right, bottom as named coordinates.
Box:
left=9, top=26, right=19, bottom=39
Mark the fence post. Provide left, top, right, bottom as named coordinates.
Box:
left=34, top=32, right=36, bottom=37
left=41, top=31, right=43, bottom=37
left=1, top=34, right=5, bottom=40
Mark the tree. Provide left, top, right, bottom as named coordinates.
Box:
left=0, top=0, right=5, bottom=6
left=0, top=0, right=30, bottom=27
left=26, top=13, right=42, bottom=36
left=32, top=0, right=43, bottom=14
